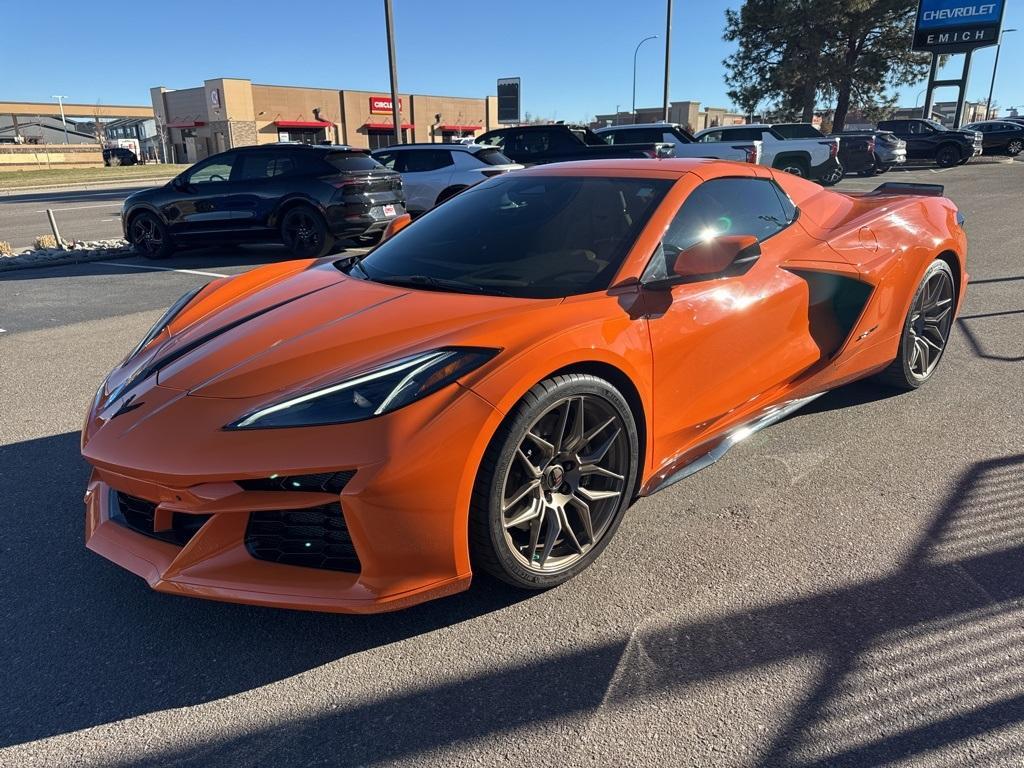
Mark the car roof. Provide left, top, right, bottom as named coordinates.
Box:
left=480, top=124, right=587, bottom=133
left=595, top=123, right=684, bottom=132
left=234, top=143, right=366, bottom=153
left=370, top=143, right=489, bottom=153
left=511, top=157, right=735, bottom=176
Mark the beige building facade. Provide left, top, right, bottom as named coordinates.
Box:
left=594, top=100, right=747, bottom=132
left=152, top=78, right=498, bottom=164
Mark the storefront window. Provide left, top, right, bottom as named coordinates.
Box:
left=368, top=129, right=408, bottom=150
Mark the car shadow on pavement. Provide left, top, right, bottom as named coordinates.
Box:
left=5, top=429, right=1024, bottom=765
left=0, top=431, right=528, bottom=749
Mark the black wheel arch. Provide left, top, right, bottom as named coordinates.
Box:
left=772, top=151, right=812, bottom=172
left=123, top=204, right=167, bottom=238
left=435, top=185, right=469, bottom=207
left=270, top=195, right=327, bottom=229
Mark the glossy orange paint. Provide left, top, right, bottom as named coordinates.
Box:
left=82, top=158, right=967, bottom=613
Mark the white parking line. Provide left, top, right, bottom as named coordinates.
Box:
left=33, top=203, right=125, bottom=213
left=93, top=261, right=229, bottom=278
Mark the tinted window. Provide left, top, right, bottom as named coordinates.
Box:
left=374, top=151, right=398, bottom=169
left=605, top=128, right=664, bottom=144
left=188, top=154, right=235, bottom=184
left=773, top=124, right=822, bottom=138
left=645, top=178, right=793, bottom=280
left=473, top=148, right=515, bottom=165
left=717, top=128, right=764, bottom=141
left=698, top=131, right=722, bottom=143
left=325, top=151, right=381, bottom=172
left=234, top=152, right=298, bottom=180
left=399, top=150, right=455, bottom=172
left=352, top=175, right=672, bottom=299
left=477, top=132, right=507, bottom=148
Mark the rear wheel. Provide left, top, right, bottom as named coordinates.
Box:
left=280, top=207, right=334, bottom=258
left=776, top=159, right=809, bottom=178
left=875, top=259, right=955, bottom=390
left=935, top=144, right=961, bottom=168
left=129, top=212, right=175, bottom=260
left=470, top=374, right=639, bottom=589
left=1007, top=139, right=1023, bottom=156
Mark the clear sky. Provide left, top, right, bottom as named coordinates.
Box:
left=5, top=1, right=1023, bottom=117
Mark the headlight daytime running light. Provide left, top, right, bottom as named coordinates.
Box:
left=227, top=346, right=498, bottom=430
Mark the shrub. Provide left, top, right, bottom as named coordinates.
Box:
left=34, top=234, right=58, bottom=250
left=0, top=241, right=13, bottom=257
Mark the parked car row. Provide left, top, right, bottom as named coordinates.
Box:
left=121, top=114, right=1018, bottom=260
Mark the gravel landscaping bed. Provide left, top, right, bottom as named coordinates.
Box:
left=0, top=239, right=133, bottom=272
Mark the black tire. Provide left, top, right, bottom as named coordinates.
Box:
left=469, top=374, right=639, bottom=590
left=775, top=158, right=809, bottom=178
left=280, top=206, right=334, bottom=259
left=875, top=259, right=955, bottom=391
left=875, top=164, right=891, bottom=174
left=128, top=212, right=175, bottom=260
left=435, top=185, right=468, bottom=207
left=1007, top=138, right=1023, bottom=157
left=935, top=144, right=961, bottom=168
left=819, top=166, right=844, bottom=186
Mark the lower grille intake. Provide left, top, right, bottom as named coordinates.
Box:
left=245, top=503, right=360, bottom=573
left=237, top=470, right=355, bottom=495
left=113, top=492, right=211, bottom=547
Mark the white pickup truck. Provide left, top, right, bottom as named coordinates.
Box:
left=693, top=124, right=843, bottom=185
left=595, top=123, right=762, bottom=166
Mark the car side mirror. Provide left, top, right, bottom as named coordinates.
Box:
left=673, top=235, right=760, bottom=278
left=381, top=213, right=412, bottom=242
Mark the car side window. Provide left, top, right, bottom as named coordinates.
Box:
left=234, top=153, right=297, bottom=181
left=187, top=154, right=236, bottom=185
left=644, top=178, right=794, bottom=281
left=401, top=150, right=455, bottom=173
left=699, top=131, right=722, bottom=143
left=374, top=151, right=398, bottom=169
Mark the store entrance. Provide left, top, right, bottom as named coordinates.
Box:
left=278, top=127, right=327, bottom=145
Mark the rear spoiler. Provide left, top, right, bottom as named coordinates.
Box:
left=867, top=182, right=945, bottom=197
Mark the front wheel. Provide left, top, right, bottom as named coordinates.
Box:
left=935, top=145, right=961, bottom=168
left=470, top=374, right=639, bottom=590
left=875, top=259, right=955, bottom=390
left=280, top=207, right=334, bottom=258
left=129, top=212, right=175, bottom=260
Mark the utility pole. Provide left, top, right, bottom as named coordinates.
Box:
left=986, top=28, right=1017, bottom=120
left=384, top=0, right=402, bottom=146
left=662, top=0, right=673, bottom=122
left=52, top=95, right=69, bottom=144
left=632, top=35, right=658, bottom=123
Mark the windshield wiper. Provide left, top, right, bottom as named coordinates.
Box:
left=373, top=274, right=511, bottom=296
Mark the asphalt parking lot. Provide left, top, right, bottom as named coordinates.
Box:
left=1, top=159, right=1022, bottom=767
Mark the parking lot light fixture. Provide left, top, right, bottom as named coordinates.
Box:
left=987, top=29, right=1017, bottom=120
left=632, top=35, right=658, bottom=123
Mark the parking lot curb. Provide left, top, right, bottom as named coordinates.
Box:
left=0, top=247, right=133, bottom=273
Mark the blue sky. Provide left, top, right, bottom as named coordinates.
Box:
left=5, top=1, right=1023, bottom=117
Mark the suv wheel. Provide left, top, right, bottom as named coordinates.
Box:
left=1007, top=139, right=1023, bottom=156
left=935, top=144, right=961, bottom=168
left=129, top=212, right=175, bottom=260
left=776, top=159, right=809, bottom=178
left=280, top=207, right=334, bottom=258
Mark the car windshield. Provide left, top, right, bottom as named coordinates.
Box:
left=326, top=152, right=382, bottom=171
left=347, top=175, right=673, bottom=299
left=925, top=120, right=948, bottom=132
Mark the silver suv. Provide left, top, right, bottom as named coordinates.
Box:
left=371, top=143, right=523, bottom=215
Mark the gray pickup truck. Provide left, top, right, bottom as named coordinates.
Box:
left=475, top=124, right=672, bottom=166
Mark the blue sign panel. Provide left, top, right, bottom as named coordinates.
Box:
left=913, top=0, right=1005, bottom=52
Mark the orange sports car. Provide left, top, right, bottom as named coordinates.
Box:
left=82, top=159, right=967, bottom=613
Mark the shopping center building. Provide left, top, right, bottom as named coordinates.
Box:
left=151, top=78, right=499, bottom=163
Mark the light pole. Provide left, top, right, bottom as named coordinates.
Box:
left=986, top=28, right=1017, bottom=120
left=914, top=87, right=927, bottom=108
left=632, top=35, right=658, bottom=123
left=52, top=94, right=69, bottom=144
left=383, top=0, right=402, bottom=146
left=662, top=0, right=673, bottom=122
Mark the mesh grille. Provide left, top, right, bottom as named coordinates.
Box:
left=245, top=503, right=360, bottom=573
left=237, top=471, right=355, bottom=495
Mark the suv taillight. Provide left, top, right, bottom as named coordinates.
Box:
left=741, top=144, right=758, bottom=164
left=329, top=180, right=368, bottom=193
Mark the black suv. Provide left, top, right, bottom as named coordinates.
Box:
left=103, top=147, right=138, bottom=166
left=876, top=119, right=982, bottom=168
left=123, top=144, right=405, bottom=259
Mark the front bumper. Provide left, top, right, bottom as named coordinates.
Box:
left=82, top=382, right=501, bottom=613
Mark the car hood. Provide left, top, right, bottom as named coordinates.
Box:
left=134, top=261, right=547, bottom=401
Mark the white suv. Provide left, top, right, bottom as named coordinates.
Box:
left=595, top=123, right=762, bottom=165
left=371, top=143, right=523, bottom=215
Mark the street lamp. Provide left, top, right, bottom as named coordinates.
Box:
left=52, top=94, right=69, bottom=144
left=632, top=35, right=658, bottom=123
left=986, top=28, right=1017, bottom=120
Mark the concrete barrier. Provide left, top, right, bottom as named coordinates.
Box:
left=0, top=144, right=104, bottom=172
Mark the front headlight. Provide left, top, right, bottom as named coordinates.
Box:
left=227, top=347, right=499, bottom=430
left=125, top=285, right=205, bottom=362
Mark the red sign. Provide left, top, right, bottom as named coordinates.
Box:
left=369, top=96, right=403, bottom=115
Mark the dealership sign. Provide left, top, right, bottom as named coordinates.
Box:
left=369, top=96, right=403, bottom=114
left=497, top=78, right=521, bottom=125
left=913, top=0, right=1005, bottom=52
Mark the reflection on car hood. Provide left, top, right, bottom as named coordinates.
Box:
left=151, top=262, right=544, bottom=400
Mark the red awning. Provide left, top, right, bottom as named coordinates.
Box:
left=364, top=122, right=415, bottom=130
left=439, top=125, right=482, bottom=132
left=167, top=121, right=205, bottom=128
left=275, top=120, right=333, bottom=128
